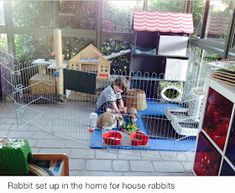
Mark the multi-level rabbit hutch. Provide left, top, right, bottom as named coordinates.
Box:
left=129, top=11, right=202, bottom=140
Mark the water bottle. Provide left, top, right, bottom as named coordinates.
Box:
left=88, top=112, right=98, bottom=133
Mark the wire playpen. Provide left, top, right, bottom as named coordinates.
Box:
left=0, top=50, right=207, bottom=152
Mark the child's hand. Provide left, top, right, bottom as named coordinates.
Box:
left=119, top=106, right=127, bottom=114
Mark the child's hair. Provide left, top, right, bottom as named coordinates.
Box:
left=113, top=77, right=128, bottom=91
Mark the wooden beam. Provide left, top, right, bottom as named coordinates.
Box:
left=9, top=27, right=96, bottom=39
left=143, top=0, right=148, bottom=11
left=200, top=0, right=210, bottom=39
left=102, top=31, right=133, bottom=41
left=184, top=0, right=192, bottom=13
left=224, top=3, right=235, bottom=58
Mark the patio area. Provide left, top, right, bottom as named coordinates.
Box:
left=0, top=102, right=194, bottom=176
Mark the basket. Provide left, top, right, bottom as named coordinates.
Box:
left=124, top=89, right=147, bottom=110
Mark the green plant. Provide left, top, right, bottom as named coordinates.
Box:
left=121, top=122, right=138, bottom=134
left=14, top=35, right=51, bottom=63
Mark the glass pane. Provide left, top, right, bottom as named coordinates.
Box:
left=14, top=34, right=52, bottom=62
left=103, top=0, right=143, bottom=32
left=58, top=1, right=96, bottom=30
left=199, top=50, right=219, bottom=79
left=0, top=1, right=5, bottom=25
left=147, top=0, right=185, bottom=12
left=101, top=38, right=130, bottom=74
left=192, top=0, right=206, bottom=37
left=202, top=88, right=233, bottom=151
left=14, top=34, right=95, bottom=62
left=63, top=37, right=95, bottom=60
left=13, top=0, right=55, bottom=28
left=0, top=33, right=7, bottom=51
left=205, top=0, right=233, bottom=43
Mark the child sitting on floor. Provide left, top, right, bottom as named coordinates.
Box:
left=96, top=77, right=128, bottom=114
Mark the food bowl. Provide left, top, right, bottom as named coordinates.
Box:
left=102, top=131, right=122, bottom=145
left=130, top=131, right=149, bottom=146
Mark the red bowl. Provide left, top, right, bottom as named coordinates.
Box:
left=103, top=131, right=122, bottom=145
left=130, top=131, right=149, bottom=146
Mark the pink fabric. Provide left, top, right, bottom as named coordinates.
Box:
left=133, top=11, right=194, bottom=34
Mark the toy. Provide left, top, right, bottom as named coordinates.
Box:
left=0, top=138, right=32, bottom=175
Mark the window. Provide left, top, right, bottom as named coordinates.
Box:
left=192, top=0, right=206, bottom=37
left=63, top=37, right=95, bottom=60
left=205, top=0, right=233, bottom=43
left=13, top=0, right=55, bottom=28
left=103, top=0, right=143, bottom=32
left=147, top=0, right=185, bottom=12
left=58, top=1, right=97, bottom=30
left=14, top=34, right=51, bottom=61
left=0, top=1, right=5, bottom=25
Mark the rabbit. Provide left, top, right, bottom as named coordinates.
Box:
left=96, top=111, right=124, bottom=130
left=126, top=107, right=138, bottom=123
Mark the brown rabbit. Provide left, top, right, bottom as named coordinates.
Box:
left=96, top=111, right=124, bottom=130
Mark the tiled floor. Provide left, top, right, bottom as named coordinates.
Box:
left=0, top=102, right=194, bottom=176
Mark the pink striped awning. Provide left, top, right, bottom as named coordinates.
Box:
left=133, top=11, right=194, bottom=34
left=207, top=15, right=229, bottom=36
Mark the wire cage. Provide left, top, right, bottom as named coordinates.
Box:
left=0, top=50, right=208, bottom=152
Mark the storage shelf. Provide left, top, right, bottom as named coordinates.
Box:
left=193, top=79, right=235, bottom=176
